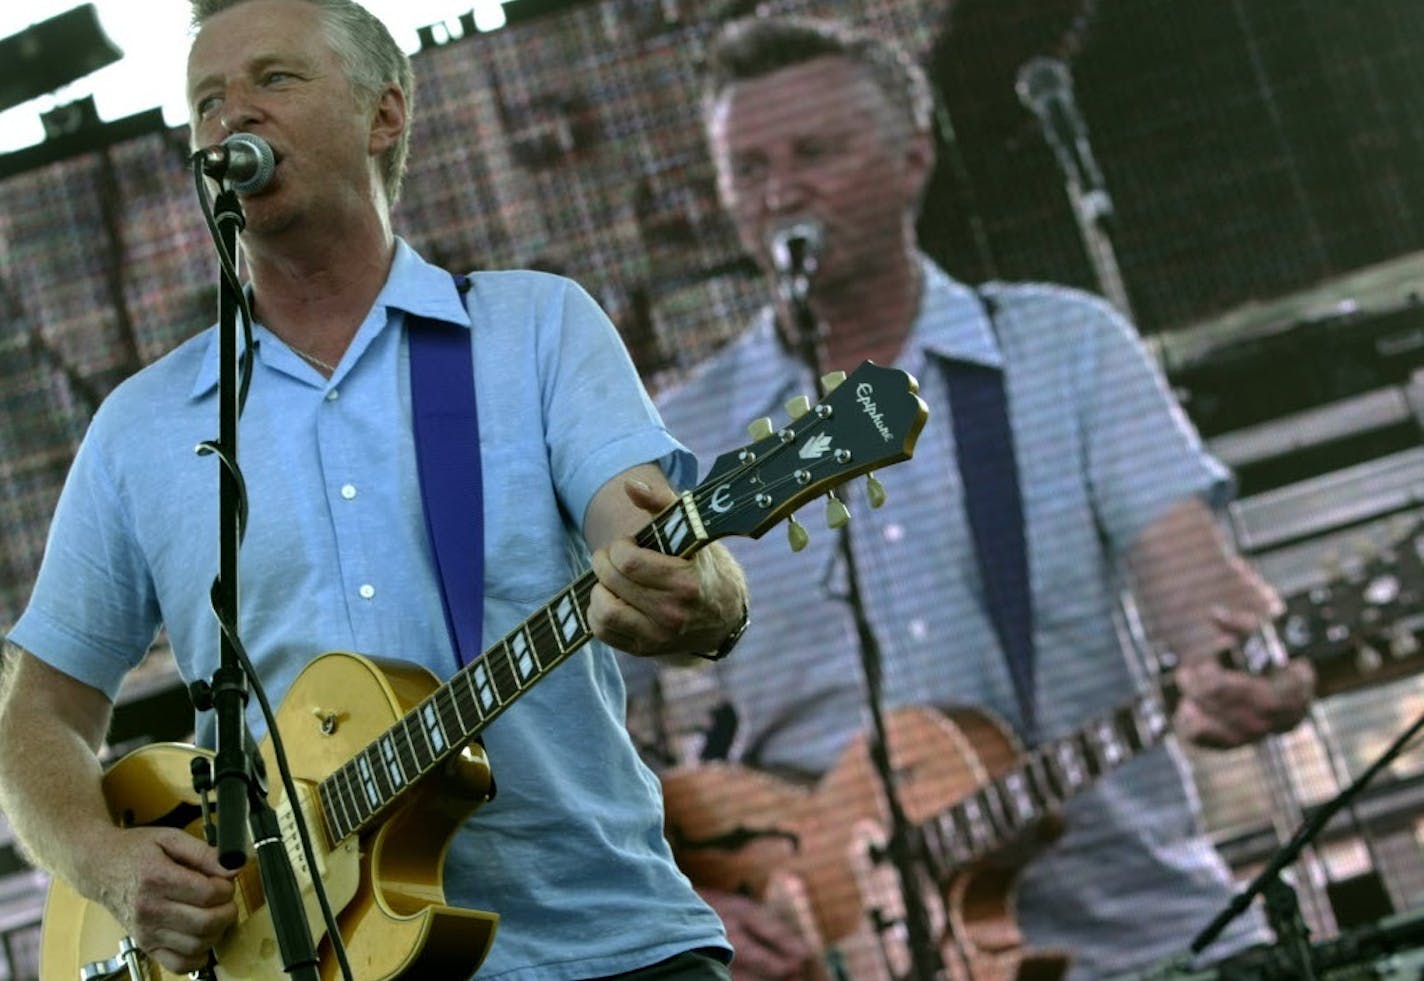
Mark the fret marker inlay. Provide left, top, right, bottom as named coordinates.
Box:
left=511, top=630, right=536, bottom=679
left=554, top=594, right=582, bottom=646
left=356, top=756, right=380, bottom=807
left=473, top=663, right=497, bottom=711
left=661, top=508, right=690, bottom=553
left=422, top=703, right=447, bottom=753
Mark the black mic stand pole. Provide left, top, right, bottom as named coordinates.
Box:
left=782, top=270, right=950, bottom=981
left=195, top=184, right=319, bottom=980
left=1190, top=702, right=1424, bottom=978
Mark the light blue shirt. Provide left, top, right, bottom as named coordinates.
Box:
left=11, top=239, right=728, bottom=979
left=627, top=257, right=1265, bottom=978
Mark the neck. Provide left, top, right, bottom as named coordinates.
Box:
left=242, top=215, right=396, bottom=366
left=780, top=247, right=924, bottom=372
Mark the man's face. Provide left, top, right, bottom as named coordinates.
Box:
left=709, top=55, right=928, bottom=290
left=186, top=0, right=388, bottom=234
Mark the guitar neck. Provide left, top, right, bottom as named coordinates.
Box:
left=315, top=496, right=710, bottom=843
left=919, top=683, right=1178, bottom=877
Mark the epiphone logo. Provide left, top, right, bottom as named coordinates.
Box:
left=856, top=383, right=893, bottom=442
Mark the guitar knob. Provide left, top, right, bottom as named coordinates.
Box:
left=787, top=516, right=810, bottom=552
left=866, top=474, right=886, bottom=509
left=785, top=395, right=812, bottom=420
left=747, top=417, right=774, bottom=442
left=826, top=492, right=850, bottom=529
left=821, top=370, right=847, bottom=394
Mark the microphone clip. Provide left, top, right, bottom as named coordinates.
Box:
left=770, top=220, right=823, bottom=305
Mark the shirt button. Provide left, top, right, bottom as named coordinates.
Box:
left=883, top=522, right=905, bottom=543
left=359, top=584, right=376, bottom=600
left=908, top=618, right=928, bottom=641
left=340, top=484, right=357, bottom=500
left=326, top=389, right=340, bottom=402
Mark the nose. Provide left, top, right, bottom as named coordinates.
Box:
left=763, top=166, right=808, bottom=215
left=220, top=107, right=257, bottom=135
left=217, top=84, right=262, bottom=135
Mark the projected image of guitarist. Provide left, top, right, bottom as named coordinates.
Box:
left=622, top=16, right=1315, bottom=981
left=0, top=2, right=767, bottom=979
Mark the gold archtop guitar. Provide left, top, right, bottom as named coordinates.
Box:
left=40, top=361, right=928, bottom=980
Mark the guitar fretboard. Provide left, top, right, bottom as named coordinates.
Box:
left=315, top=497, right=708, bottom=844
left=919, top=687, right=1174, bottom=877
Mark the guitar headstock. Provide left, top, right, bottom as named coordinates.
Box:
left=689, top=361, right=927, bottom=543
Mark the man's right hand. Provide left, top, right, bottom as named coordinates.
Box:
left=701, top=887, right=816, bottom=980
left=89, top=825, right=239, bottom=975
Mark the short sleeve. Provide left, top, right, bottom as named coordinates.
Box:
left=1076, top=295, right=1231, bottom=552
left=7, top=414, right=161, bottom=699
left=538, top=278, right=695, bottom=528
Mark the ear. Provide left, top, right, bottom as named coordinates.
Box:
left=901, top=129, right=936, bottom=202
left=369, top=83, right=406, bottom=156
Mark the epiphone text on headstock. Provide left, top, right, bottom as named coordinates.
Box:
left=856, top=383, right=894, bottom=442
left=710, top=485, right=733, bottom=514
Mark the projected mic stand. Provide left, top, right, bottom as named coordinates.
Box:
left=780, top=264, right=951, bottom=981
left=1016, top=57, right=1135, bottom=322
left=191, top=183, right=320, bottom=981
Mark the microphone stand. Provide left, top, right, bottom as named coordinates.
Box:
left=1017, top=58, right=1136, bottom=323
left=1189, top=702, right=1424, bottom=978
left=780, top=268, right=950, bottom=981
left=195, top=184, right=319, bottom=980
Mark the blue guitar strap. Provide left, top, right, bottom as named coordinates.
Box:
left=941, top=289, right=1038, bottom=738
left=409, top=274, right=483, bottom=669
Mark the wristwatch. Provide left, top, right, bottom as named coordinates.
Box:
left=697, top=603, right=750, bottom=662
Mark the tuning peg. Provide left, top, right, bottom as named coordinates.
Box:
left=821, top=370, right=847, bottom=394
left=787, top=515, right=809, bottom=552
left=866, top=474, right=886, bottom=509
left=748, top=417, right=774, bottom=442
left=826, top=492, right=850, bottom=529
left=785, top=395, right=812, bottom=420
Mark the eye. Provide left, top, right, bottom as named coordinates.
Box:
left=262, top=70, right=295, bottom=86
left=728, top=156, right=766, bottom=186
left=795, top=137, right=835, bottom=162
left=195, top=94, right=222, bottom=118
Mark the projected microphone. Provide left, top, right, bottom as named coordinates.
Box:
left=769, top=220, right=823, bottom=282
left=1015, top=57, right=1111, bottom=219
left=197, top=133, right=276, bottom=194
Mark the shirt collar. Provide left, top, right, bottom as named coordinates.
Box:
left=911, top=253, right=1004, bottom=373
left=189, top=237, right=471, bottom=398
left=728, top=253, right=1003, bottom=424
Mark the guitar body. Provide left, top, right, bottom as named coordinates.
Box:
left=41, top=652, right=499, bottom=980
left=661, top=706, right=1067, bottom=981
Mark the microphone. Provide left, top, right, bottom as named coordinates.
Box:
left=197, top=133, right=276, bottom=194
left=1015, top=57, right=1111, bottom=218
left=769, top=220, right=823, bottom=281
